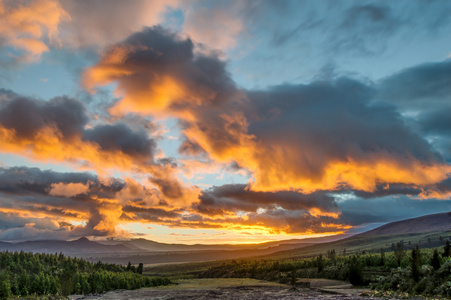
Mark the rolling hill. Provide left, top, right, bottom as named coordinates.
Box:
left=0, top=234, right=342, bottom=265
left=0, top=237, right=135, bottom=254
left=263, top=212, right=451, bottom=260
left=359, top=212, right=451, bottom=236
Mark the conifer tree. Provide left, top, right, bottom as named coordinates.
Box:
left=431, top=248, right=440, bottom=270
left=443, top=240, right=450, bottom=257
left=394, top=242, right=405, bottom=267
left=380, top=248, right=385, bottom=266
left=137, top=263, right=144, bottom=275
left=410, top=245, right=421, bottom=282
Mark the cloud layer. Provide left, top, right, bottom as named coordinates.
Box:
left=0, top=1, right=450, bottom=242
left=85, top=27, right=450, bottom=194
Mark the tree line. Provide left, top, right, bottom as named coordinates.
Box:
left=201, top=240, right=451, bottom=297
left=0, top=251, right=170, bottom=299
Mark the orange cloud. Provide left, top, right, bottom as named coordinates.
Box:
left=49, top=182, right=90, bottom=197
left=0, top=125, right=143, bottom=173
left=309, top=208, right=340, bottom=219
left=246, top=153, right=451, bottom=194
left=418, top=189, right=451, bottom=200
left=0, top=0, right=69, bottom=62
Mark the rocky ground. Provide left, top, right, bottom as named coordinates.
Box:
left=68, top=278, right=393, bottom=300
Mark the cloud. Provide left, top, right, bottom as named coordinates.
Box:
left=196, top=184, right=338, bottom=216
left=0, top=90, right=157, bottom=172
left=84, top=123, right=156, bottom=162
left=184, top=78, right=449, bottom=194
left=3, top=21, right=451, bottom=240
left=0, top=166, right=162, bottom=240
left=338, top=194, right=451, bottom=226
left=0, top=166, right=202, bottom=240
left=0, top=0, right=69, bottom=63
left=377, top=60, right=451, bottom=162
left=49, top=182, right=89, bottom=197
left=378, top=60, right=451, bottom=112
left=181, top=1, right=244, bottom=50
left=0, top=165, right=448, bottom=239
left=192, top=184, right=347, bottom=234
left=240, top=79, right=449, bottom=192
left=83, top=26, right=240, bottom=117
left=334, top=3, right=400, bottom=55
left=84, top=27, right=450, bottom=196
left=0, top=92, right=88, bottom=139
left=0, top=89, right=198, bottom=208
left=58, top=0, right=178, bottom=48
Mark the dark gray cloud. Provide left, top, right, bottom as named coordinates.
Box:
left=420, top=108, right=451, bottom=136
left=0, top=95, right=87, bottom=139
left=377, top=60, right=451, bottom=161
left=351, top=183, right=421, bottom=199
left=197, top=184, right=338, bottom=215
left=338, top=195, right=451, bottom=226
left=378, top=60, right=451, bottom=111
left=122, top=205, right=180, bottom=222
left=246, top=78, right=441, bottom=177
left=0, top=166, right=123, bottom=197
left=84, top=123, right=156, bottom=161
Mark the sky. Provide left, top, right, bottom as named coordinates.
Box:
left=0, top=0, right=450, bottom=244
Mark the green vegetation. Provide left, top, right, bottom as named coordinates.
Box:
left=197, top=241, right=451, bottom=298
left=0, top=251, right=170, bottom=299
left=266, top=231, right=451, bottom=260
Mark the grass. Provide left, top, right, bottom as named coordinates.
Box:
left=144, top=260, right=226, bottom=279
left=150, top=278, right=287, bottom=291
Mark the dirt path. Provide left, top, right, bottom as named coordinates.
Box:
left=69, top=278, right=389, bottom=300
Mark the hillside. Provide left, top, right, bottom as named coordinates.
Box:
left=263, top=212, right=451, bottom=260
left=0, top=235, right=342, bottom=266
left=0, top=237, right=135, bottom=254
left=119, top=235, right=343, bottom=252
left=359, top=212, right=451, bottom=236
left=0, top=235, right=338, bottom=257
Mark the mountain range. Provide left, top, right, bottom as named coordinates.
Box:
left=0, top=212, right=449, bottom=265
